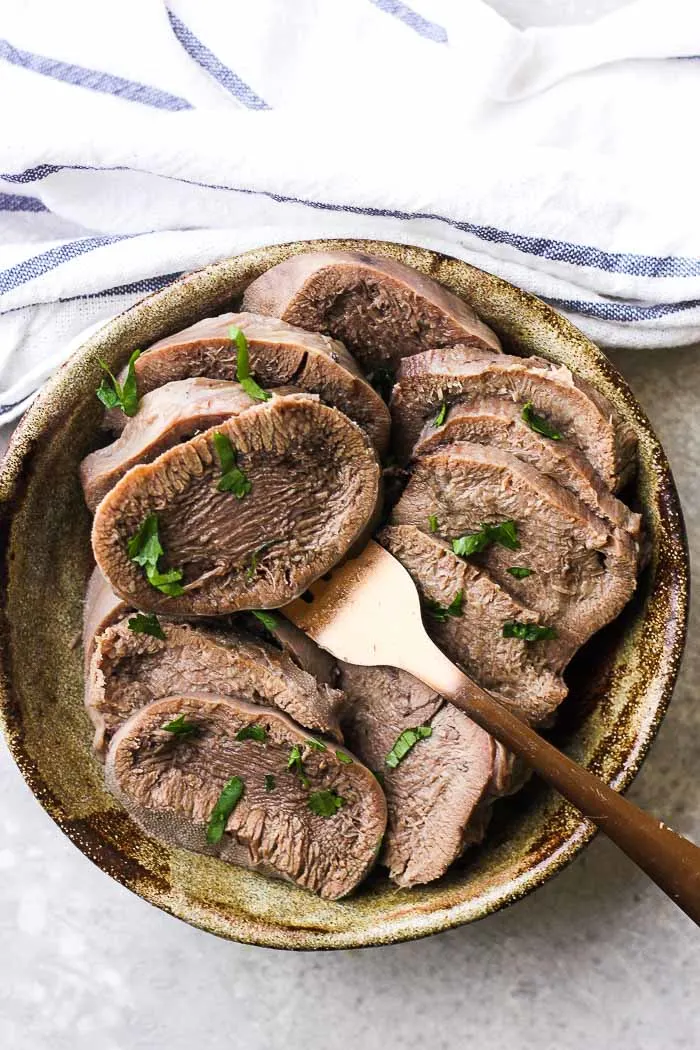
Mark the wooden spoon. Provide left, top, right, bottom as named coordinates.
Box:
left=284, top=540, right=700, bottom=925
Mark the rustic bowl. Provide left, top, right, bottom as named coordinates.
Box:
left=0, top=239, right=688, bottom=949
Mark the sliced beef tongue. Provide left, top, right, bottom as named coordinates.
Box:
left=241, top=250, right=501, bottom=373
left=92, top=394, right=381, bottom=616
left=108, top=311, right=390, bottom=455
left=82, top=379, right=259, bottom=512
left=380, top=525, right=570, bottom=724
left=86, top=616, right=344, bottom=756
left=105, top=693, right=386, bottom=900
left=390, top=444, right=638, bottom=649
left=414, top=398, right=641, bottom=539
left=82, top=566, right=129, bottom=672
left=338, top=662, right=499, bottom=888
left=392, top=345, right=637, bottom=490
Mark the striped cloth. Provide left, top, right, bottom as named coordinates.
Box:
left=1, top=0, right=700, bottom=422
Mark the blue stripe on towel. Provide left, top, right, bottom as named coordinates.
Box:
left=166, top=10, right=269, bottom=109
left=0, top=392, right=36, bottom=417
left=0, top=271, right=183, bottom=318
left=369, top=0, right=448, bottom=44
left=0, top=234, right=137, bottom=295
left=547, top=296, right=700, bottom=322
left=0, top=38, right=193, bottom=110
left=0, top=192, right=47, bottom=212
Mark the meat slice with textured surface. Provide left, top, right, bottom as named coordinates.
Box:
left=105, top=693, right=386, bottom=900
left=82, top=566, right=129, bottom=671
left=380, top=525, right=570, bottom=723
left=390, top=444, right=638, bottom=647
left=339, top=663, right=504, bottom=888
left=82, top=379, right=258, bottom=512
left=86, top=616, right=344, bottom=755
left=392, top=346, right=637, bottom=489
left=92, top=394, right=381, bottom=616
left=108, top=311, right=390, bottom=454
left=241, top=250, right=501, bottom=372
left=414, top=398, right=641, bottom=538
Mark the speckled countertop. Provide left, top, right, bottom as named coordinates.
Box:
left=1, top=4, right=699, bottom=1049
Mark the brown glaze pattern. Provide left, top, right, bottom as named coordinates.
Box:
left=0, top=239, right=689, bottom=949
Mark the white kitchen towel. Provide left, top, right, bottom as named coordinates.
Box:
left=1, top=0, right=700, bottom=422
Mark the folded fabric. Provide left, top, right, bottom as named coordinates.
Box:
left=1, top=0, right=699, bottom=422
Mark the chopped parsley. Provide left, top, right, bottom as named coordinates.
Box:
left=264, top=774, right=276, bottom=792
left=252, top=610, right=278, bottom=631
left=503, top=620, right=557, bottom=642
left=246, top=541, right=275, bottom=581
left=428, top=514, right=439, bottom=534
left=424, top=589, right=463, bottom=622
left=162, top=714, right=199, bottom=737
left=236, top=724, right=267, bottom=743
left=231, top=325, right=271, bottom=402
left=206, top=776, right=245, bottom=844
left=369, top=366, right=395, bottom=402
left=452, top=520, right=520, bottom=558
left=521, top=401, right=561, bottom=440
left=507, top=566, right=533, bottom=579
left=287, top=744, right=310, bottom=787
left=305, top=737, right=327, bottom=752
left=127, top=514, right=184, bottom=596
left=96, top=349, right=141, bottom=417
left=212, top=431, right=252, bottom=498
left=335, top=750, right=353, bottom=765
left=127, top=612, right=165, bottom=640
left=308, top=790, right=345, bottom=817
left=385, top=726, right=433, bottom=768
left=433, top=400, right=447, bottom=427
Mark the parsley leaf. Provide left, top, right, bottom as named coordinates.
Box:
left=308, top=790, right=345, bottom=817
left=236, top=724, right=267, bottom=743
left=428, top=514, right=439, bottom=534
left=162, top=714, right=198, bottom=737
left=127, top=612, right=165, bottom=640
left=452, top=520, right=520, bottom=557
left=252, top=610, right=278, bottom=631
left=231, top=325, right=271, bottom=402
left=507, top=566, right=533, bottom=579
left=305, top=738, right=327, bottom=752
left=96, top=349, right=141, bottom=417
left=336, top=750, right=353, bottom=765
left=521, top=401, right=561, bottom=440
left=503, top=621, right=557, bottom=641
left=212, top=431, right=252, bottom=498
left=206, top=776, right=245, bottom=845
left=127, top=514, right=185, bottom=596
left=264, top=774, right=276, bottom=792
left=385, top=726, right=433, bottom=768
left=433, top=400, right=447, bottom=427
left=287, top=744, right=310, bottom=787
left=246, top=541, right=275, bottom=581
left=424, top=589, right=463, bottom=622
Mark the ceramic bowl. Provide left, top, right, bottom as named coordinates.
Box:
left=0, top=239, right=688, bottom=949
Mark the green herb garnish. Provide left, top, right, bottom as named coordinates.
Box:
left=264, top=774, right=276, bottom=792
left=231, top=326, right=271, bottom=402
left=305, top=738, right=327, bottom=752
left=336, top=750, right=353, bottom=765
left=246, top=541, right=275, bottom=580
left=162, top=714, right=198, bottom=737
left=423, top=589, right=463, bottom=622
left=287, top=745, right=310, bottom=787
left=252, top=610, right=278, bottom=631
left=369, top=367, right=395, bottom=402
left=236, top=724, right=267, bottom=743
left=507, top=566, right=533, bottom=579
left=433, top=400, right=447, bottom=427
left=503, top=621, right=557, bottom=642
left=428, top=514, right=439, bottom=534
left=212, top=431, right=252, bottom=498
left=206, top=776, right=245, bottom=844
left=127, top=612, right=165, bottom=640
left=308, top=790, right=345, bottom=817
left=385, top=726, right=433, bottom=768
left=521, top=401, right=561, bottom=440
left=452, top=520, right=520, bottom=558
left=96, top=349, right=141, bottom=417
left=127, top=514, right=184, bottom=596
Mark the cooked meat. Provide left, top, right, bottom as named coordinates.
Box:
left=390, top=444, right=638, bottom=647
left=380, top=525, right=570, bottom=723
left=414, top=398, right=641, bottom=538
left=82, top=566, right=129, bottom=671
left=82, top=379, right=258, bottom=512
left=92, top=394, right=381, bottom=616
left=86, top=616, right=344, bottom=755
left=105, top=693, right=386, bottom=900
left=107, top=311, right=390, bottom=455
left=392, top=346, right=637, bottom=489
left=338, top=663, right=500, bottom=887
left=241, top=250, right=501, bottom=372
left=265, top=616, right=338, bottom=688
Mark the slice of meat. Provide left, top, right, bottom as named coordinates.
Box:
left=92, top=394, right=381, bottom=616
left=392, top=346, right=637, bottom=489
left=414, top=398, right=641, bottom=539
left=82, top=566, right=129, bottom=672
left=390, top=444, right=638, bottom=647
left=107, top=311, right=390, bottom=455
left=380, top=525, right=570, bottom=724
left=105, top=693, right=386, bottom=900
left=241, top=250, right=501, bottom=372
left=338, top=663, right=498, bottom=888
left=86, top=616, right=344, bottom=755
